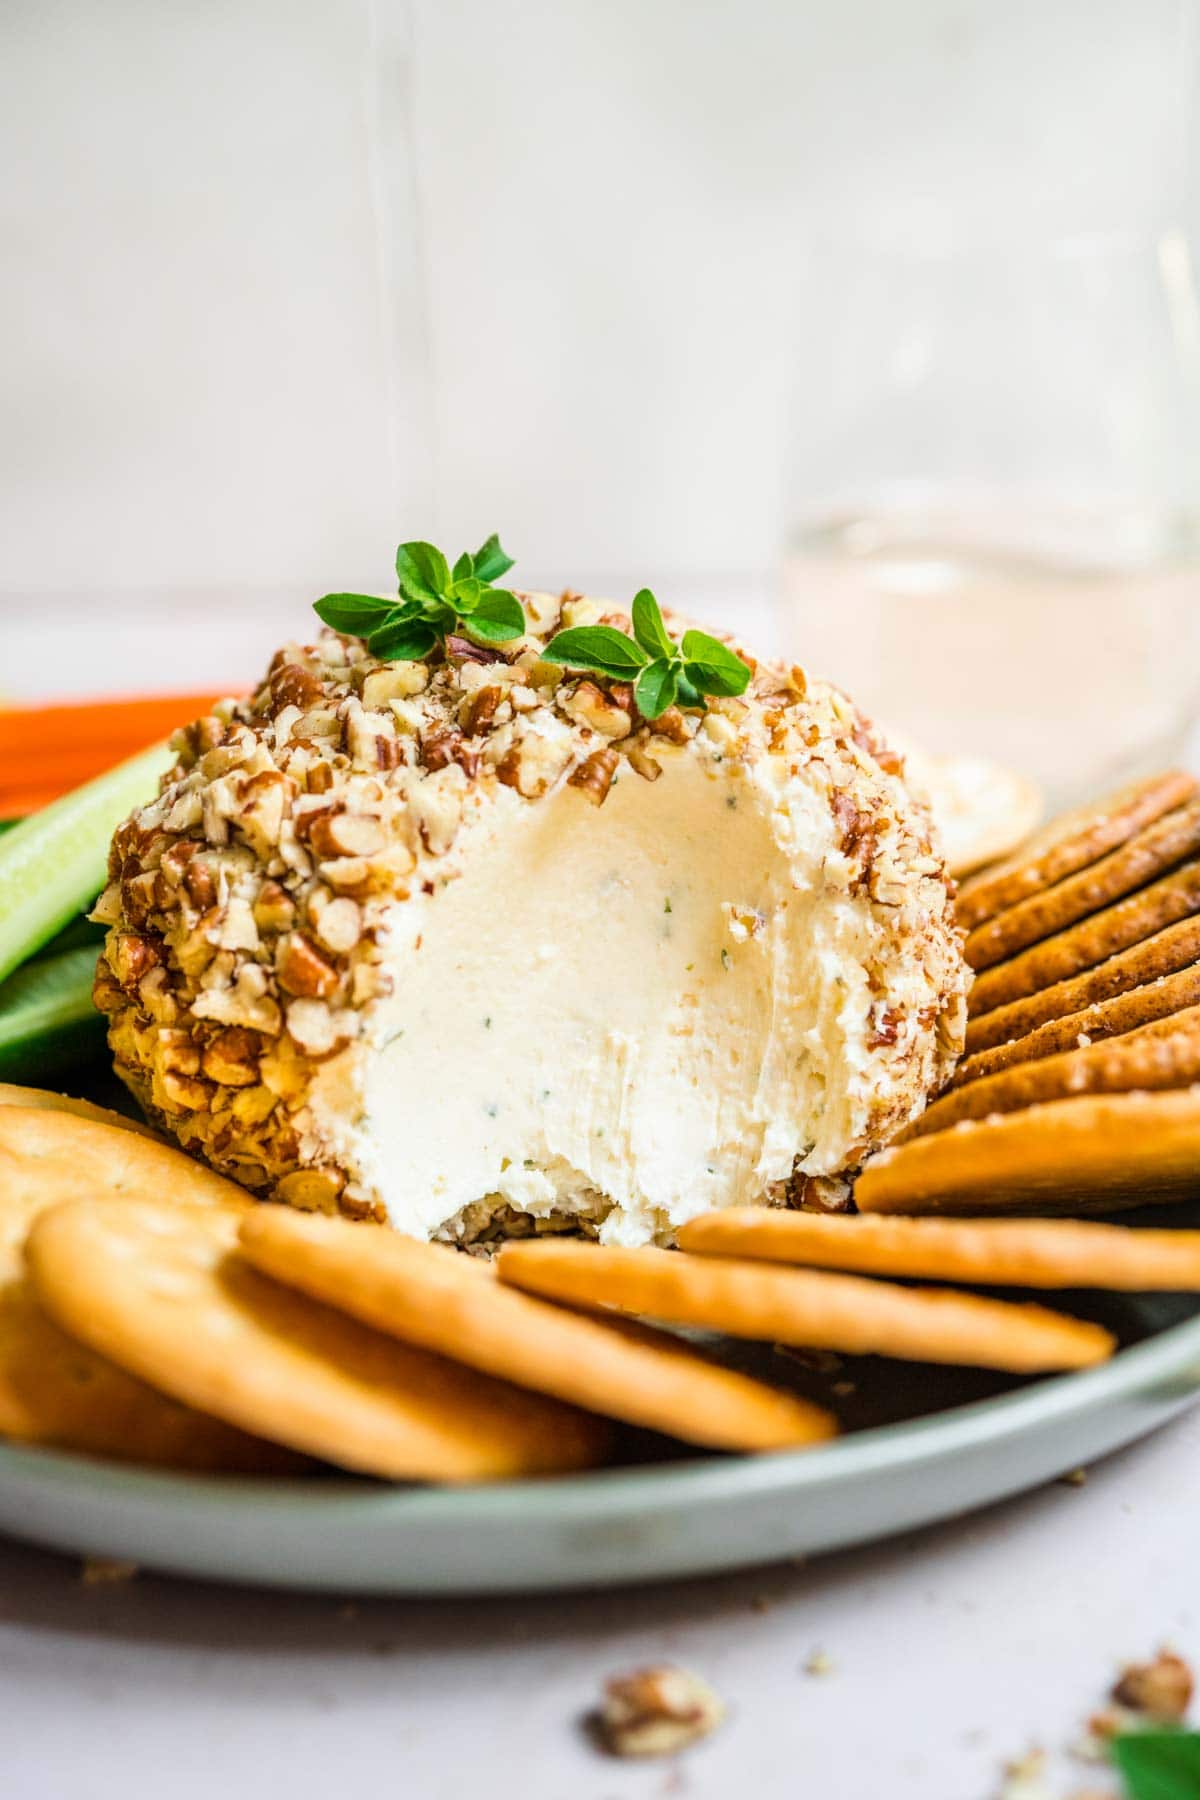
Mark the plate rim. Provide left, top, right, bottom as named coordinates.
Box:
left=3, top=1299, right=1200, bottom=1523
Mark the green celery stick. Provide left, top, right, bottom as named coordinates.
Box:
left=0, top=943, right=107, bottom=1081
left=0, top=741, right=172, bottom=984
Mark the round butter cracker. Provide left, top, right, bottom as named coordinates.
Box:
left=904, top=1029, right=1200, bottom=1140
left=956, top=770, right=1197, bottom=931
left=239, top=1208, right=836, bottom=1453
left=27, top=1200, right=610, bottom=1483
left=855, top=1089, right=1200, bottom=1217
left=969, top=859, right=1200, bottom=1017
left=953, top=981, right=1200, bottom=1089
left=0, top=1121, right=298, bottom=1472
left=679, top=1205, right=1200, bottom=1292
left=497, top=1242, right=1113, bottom=1374
left=964, top=916, right=1200, bottom=1056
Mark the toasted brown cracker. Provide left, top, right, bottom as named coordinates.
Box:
left=0, top=1084, right=158, bottom=1139
left=966, top=806, right=1200, bottom=975
left=678, top=1205, right=1200, bottom=1291
left=0, top=1103, right=250, bottom=1213
left=496, top=1242, right=1113, bottom=1373
left=239, top=1209, right=835, bottom=1453
left=0, top=1176, right=299, bottom=1472
left=969, top=860, right=1200, bottom=1016
left=27, top=1200, right=609, bottom=1482
left=954, top=981, right=1200, bottom=1088
left=855, top=1089, right=1200, bottom=1216
left=964, top=917, right=1200, bottom=1055
left=903, top=1031, right=1200, bottom=1140
left=955, top=771, right=1197, bottom=931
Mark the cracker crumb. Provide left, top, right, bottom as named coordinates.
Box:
left=595, top=1664, right=724, bottom=1758
left=1058, top=1467, right=1088, bottom=1487
left=804, top=1648, right=835, bottom=1677
left=1111, top=1646, right=1194, bottom=1722
left=80, top=1555, right=138, bottom=1586
left=997, top=1746, right=1051, bottom=1800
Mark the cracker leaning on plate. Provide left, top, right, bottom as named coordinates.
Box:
left=239, top=1208, right=836, bottom=1452
left=28, top=1200, right=612, bottom=1482
left=856, top=1090, right=1200, bottom=1216
left=678, top=1207, right=1200, bottom=1291
left=497, top=1241, right=1115, bottom=1372
left=0, top=1101, right=301, bottom=1471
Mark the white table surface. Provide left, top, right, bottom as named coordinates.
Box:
left=2, top=592, right=1197, bottom=1800
left=3, top=1410, right=1198, bottom=1800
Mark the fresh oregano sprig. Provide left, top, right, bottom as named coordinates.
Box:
left=545, top=588, right=750, bottom=719
left=313, top=534, right=525, bottom=660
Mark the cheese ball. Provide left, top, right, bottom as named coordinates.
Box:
left=95, top=593, right=968, bottom=1246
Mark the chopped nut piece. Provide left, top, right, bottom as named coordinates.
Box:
left=562, top=679, right=632, bottom=740
left=1112, top=1648, right=1194, bottom=1722
left=158, top=1067, right=215, bottom=1112
left=597, top=1665, right=724, bottom=1758
left=201, top=1027, right=262, bottom=1088
left=626, top=742, right=663, bottom=782
left=362, top=663, right=428, bottom=706
left=269, top=662, right=324, bottom=714
left=651, top=706, right=690, bottom=745
left=462, top=683, right=504, bottom=734
left=192, top=967, right=282, bottom=1035
left=275, top=1168, right=344, bottom=1212
left=285, top=999, right=358, bottom=1057
left=277, top=932, right=340, bottom=1000
left=253, top=880, right=296, bottom=934
left=558, top=594, right=603, bottom=630
left=109, top=932, right=163, bottom=995
left=312, top=896, right=363, bottom=955
left=569, top=746, right=620, bottom=807
left=309, top=812, right=386, bottom=860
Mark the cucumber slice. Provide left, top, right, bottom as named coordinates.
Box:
left=29, top=911, right=107, bottom=962
left=0, top=943, right=107, bottom=1081
left=0, top=741, right=172, bottom=985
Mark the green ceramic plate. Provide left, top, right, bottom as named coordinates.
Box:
left=0, top=1272, right=1197, bottom=1592
left=0, top=1064, right=1196, bottom=1592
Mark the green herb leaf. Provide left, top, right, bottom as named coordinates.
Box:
left=452, top=551, right=474, bottom=583
left=635, top=658, right=678, bottom=718
left=471, top=533, right=515, bottom=584
left=367, top=615, right=439, bottom=661
left=395, top=541, right=451, bottom=603
left=544, top=626, right=649, bottom=677
left=1113, top=1731, right=1200, bottom=1800
left=681, top=630, right=753, bottom=697
left=313, top=593, right=396, bottom=634
left=463, top=589, right=526, bottom=644
left=631, top=588, right=674, bottom=661
left=449, top=575, right=484, bottom=614
left=676, top=671, right=704, bottom=710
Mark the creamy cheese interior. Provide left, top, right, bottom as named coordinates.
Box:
left=346, top=747, right=883, bottom=1245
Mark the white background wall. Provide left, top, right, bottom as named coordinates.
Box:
left=1, top=0, right=1195, bottom=625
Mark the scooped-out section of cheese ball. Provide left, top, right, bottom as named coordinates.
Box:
left=94, top=592, right=969, bottom=1247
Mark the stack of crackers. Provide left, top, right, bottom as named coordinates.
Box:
left=0, top=768, right=1198, bottom=1486
left=858, top=770, right=1200, bottom=1215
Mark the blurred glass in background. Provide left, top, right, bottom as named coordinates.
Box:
left=782, top=18, right=1200, bottom=802
left=783, top=234, right=1200, bottom=797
